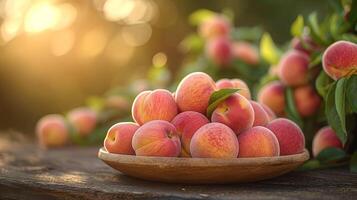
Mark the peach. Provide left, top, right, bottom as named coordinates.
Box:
left=312, top=126, right=343, bottom=157
left=206, top=37, right=232, bottom=66
left=261, top=103, right=277, bottom=121
left=104, top=122, right=139, bottom=155
left=257, top=81, right=286, bottom=116
left=291, top=36, right=320, bottom=55
left=322, top=40, right=357, bottom=80
left=132, top=120, right=181, bottom=157
left=171, top=111, right=209, bottom=155
left=216, top=78, right=251, bottom=99
left=238, top=126, right=280, bottom=157
left=36, top=114, right=69, bottom=148
left=294, top=85, right=321, bottom=117
left=232, top=41, right=259, bottom=65
left=175, top=72, right=217, bottom=114
left=67, top=107, right=97, bottom=137
left=132, top=89, right=178, bottom=125
left=211, top=93, right=254, bottom=134
left=250, top=101, right=270, bottom=126
left=266, top=118, right=305, bottom=155
left=190, top=123, right=239, bottom=158
left=278, top=50, right=310, bottom=86
left=199, top=15, right=231, bottom=39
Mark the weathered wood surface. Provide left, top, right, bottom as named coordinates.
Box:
left=0, top=136, right=357, bottom=200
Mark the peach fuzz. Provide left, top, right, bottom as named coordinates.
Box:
left=190, top=123, right=239, bottom=158
left=171, top=111, right=209, bottom=155
left=216, top=78, right=251, bottom=99
left=104, top=122, right=139, bottom=155
left=132, top=89, right=178, bottom=125
left=294, top=85, right=321, bottom=117
left=266, top=118, right=305, bottom=155
left=211, top=93, right=254, bottom=134
left=322, top=40, right=357, bottom=80
left=36, top=114, right=69, bottom=148
left=67, top=107, right=97, bottom=137
left=238, top=126, right=280, bottom=158
left=250, top=101, right=270, bottom=126
left=261, top=103, right=276, bottom=121
left=278, top=50, right=310, bottom=87
left=206, top=37, right=232, bottom=66
left=232, top=41, right=259, bottom=65
left=312, top=126, right=343, bottom=157
left=199, top=15, right=230, bottom=39
left=175, top=72, right=217, bottom=114
left=257, top=81, right=286, bottom=116
left=132, top=120, right=181, bottom=157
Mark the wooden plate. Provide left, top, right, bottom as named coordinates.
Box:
left=98, top=148, right=309, bottom=184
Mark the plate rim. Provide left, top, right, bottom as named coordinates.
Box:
left=98, top=147, right=310, bottom=167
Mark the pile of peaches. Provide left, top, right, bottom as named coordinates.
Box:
left=104, top=72, right=305, bottom=158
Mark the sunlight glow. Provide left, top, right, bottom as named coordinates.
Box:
left=24, top=3, right=60, bottom=33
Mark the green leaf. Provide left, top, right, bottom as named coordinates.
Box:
left=206, top=89, right=239, bottom=118
left=86, top=96, right=105, bottom=112
left=308, top=52, right=323, bottom=68
left=325, top=83, right=347, bottom=143
left=346, top=75, right=357, bottom=113
left=189, top=9, right=215, bottom=26
left=350, top=152, right=357, bottom=173
left=297, top=160, right=321, bottom=171
left=291, top=15, right=304, bottom=37
left=315, top=71, right=334, bottom=98
left=179, top=34, right=204, bottom=53
left=260, top=33, right=281, bottom=65
left=348, top=0, right=357, bottom=27
left=328, top=0, right=344, bottom=14
left=307, top=12, right=326, bottom=45
left=284, top=87, right=303, bottom=127
left=335, top=78, right=348, bottom=134
left=316, top=147, right=347, bottom=163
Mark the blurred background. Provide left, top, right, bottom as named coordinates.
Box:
left=0, top=0, right=328, bottom=134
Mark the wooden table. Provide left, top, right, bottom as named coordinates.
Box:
left=1, top=136, right=356, bottom=200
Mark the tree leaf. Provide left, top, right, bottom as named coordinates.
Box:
left=350, top=151, right=357, bottom=173
left=348, top=0, right=357, bottom=27
left=315, top=71, right=334, bottom=98
left=328, top=0, right=344, bottom=15
left=346, top=75, right=357, bottom=113
left=179, top=34, right=204, bottom=53
left=335, top=78, right=347, bottom=134
left=260, top=33, right=281, bottom=65
left=291, top=15, right=304, bottom=37
left=316, top=147, right=347, bottom=163
left=284, top=87, right=303, bottom=127
left=206, top=89, right=239, bottom=118
left=189, top=9, right=215, bottom=26
left=297, top=160, right=321, bottom=171
left=307, top=12, right=326, bottom=45
left=325, top=83, right=347, bottom=143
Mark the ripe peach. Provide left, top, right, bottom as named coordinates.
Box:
left=132, top=120, right=181, bottom=157
left=175, top=72, right=217, bottom=114
left=104, top=122, right=139, bottom=155
left=261, top=103, right=277, bottom=121
left=257, top=81, right=286, bottom=116
left=294, top=85, right=321, bottom=117
left=171, top=111, right=209, bottom=155
left=250, top=101, right=270, bottom=126
left=199, top=15, right=231, bottom=39
left=266, top=118, right=305, bottom=155
left=36, top=114, right=69, bottom=148
left=67, top=107, right=97, bottom=137
left=206, top=37, right=232, bottom=66
left=132, top=89, right=178, bottom=125
left=238, top=126, right=280, bottom=157
left=278, top=50, right=310, bottom=86
left=232, top=41, right=259, bottom=65
left=322, top=40, right=357, bottom=80
left=211, top=93, right=254, bottom=134
left=190, top=123, right=239, bottom=158
left=216, top=78, right=251, bottom=99
left=312, top=126, right=343, bottom=157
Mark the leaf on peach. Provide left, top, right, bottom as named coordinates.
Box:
left=206, top=88, right=239, bottom=118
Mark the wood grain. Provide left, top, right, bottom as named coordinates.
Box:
left=98, top=148, right=309, bottom=184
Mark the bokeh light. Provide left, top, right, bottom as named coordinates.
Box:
left=78, top=29, right=108, bottom=58
left=152, top=52, right=167, bottom=68
left=51, top=30, right=75, bottom=56
left=121, top=23, right=152, bottom=47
